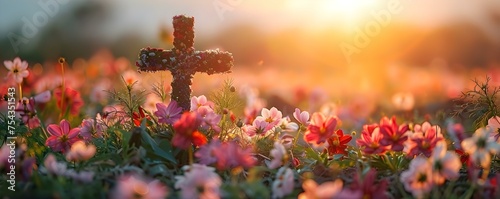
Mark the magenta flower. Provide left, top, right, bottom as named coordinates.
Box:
left=80, top=118, right=104, bottom=141
left=45, top=119, right=81, bottom=153
left=195, top=139, right=222, bottom=166
left=212, top=141, right=256, bottom=170
left=154, top=101, right=182, bottom=125
left=379, top=116, right=409, bottom=151
left=304, top=112, right=339, bottom=144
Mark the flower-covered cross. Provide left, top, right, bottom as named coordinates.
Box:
left=136, top=15, right=234, bottom=111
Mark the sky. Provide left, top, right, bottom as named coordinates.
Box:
left=1, top=0, right=499, bottom=41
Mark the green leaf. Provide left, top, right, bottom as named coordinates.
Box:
left=139, top=124, right=176, bottom=164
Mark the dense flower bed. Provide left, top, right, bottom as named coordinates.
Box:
left=1, top=54, right=500, bottom=199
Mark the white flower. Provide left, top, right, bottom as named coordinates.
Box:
left=462, top=127, right=500, bottom=168
left=400, top=156, right=433, bottom=199
left=272, top=167, right=294, bottom=199
left=268, top=142, right=288, bottom=169
left=429, top=142, right=461, bottom=185
left=4, top=57, right=29, bottom=83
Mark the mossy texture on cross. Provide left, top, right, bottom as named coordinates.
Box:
left=136, top=15, right=234, bottom=111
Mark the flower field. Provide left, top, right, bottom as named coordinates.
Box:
left=1, top=9, right=500, bottom=199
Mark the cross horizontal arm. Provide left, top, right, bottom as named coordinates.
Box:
left=136, top=47, right=176, bottom=72
left=193, top=50, right=234, bottom=75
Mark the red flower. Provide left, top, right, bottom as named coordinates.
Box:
left=356, top=124, right=389, bottom=155
left=304, top=112, right=339, bottom=144
left=54, top=87, right=84, bottom=115
left=325, top=129, right=352, bottom=156
left=172, top=112, right=206, bottom=149
left=132, top=106, right=150, bottom=127
left=379, top=116, right=409, bottom=151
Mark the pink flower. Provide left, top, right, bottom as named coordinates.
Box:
left=487, top=116, right=500, bottom=142
left=400, top=156, right=433, bottom=199
left=175, top=164, right=221, bottom=199
left=43, top=154, right=67, bottom=176
left=462, top=127, right=500, bottom=168
left=190, top=95, right=214, bottom=112
left=379, top=116, right=409, bottom=151
left=429, top=142, right=461, bottom=185
left=172, top=112, right=206, bottom=149
left=293, top=108, right=310, bottom=125
left=154, top=101, right=182, bottom=125
left=446, top=120, right=467, bottom=150
left=356, top=124, right=389, bottom=155
left=298, top=179, right=343, bottom=199
left=304, top=112, right=339, bottom=144
left=212, top=141, right=256, bottom=170
left=197, top=106, right=222, bottom=132
left=256, top=107, right=283, bottom=127
left=272, top=167, right=294, bottom=199
left=0, top=145, right=10, bottom=169
left=347, top=169, right=389, bottom=199
left=80, top=118, right=105, bottom=140
left=121, top=70, right=139, bottom=86
left=45, top=119, right=81, bottom=153
left=66, top=141, right=96, bottom=162
left=405, top=122, right=444, bottom=157
left=112, top=174, right=168, bottom=199
left=4, top=57, right=29, bottom=83
left=195, top=139, right=222, bottom=165
left=54, top=87, right=84, bottom=116
left=243, top=119, right=272, bottom=137
left=15, top=98, right=41, bottom=129
left=268, top=142, right=288, bottom=169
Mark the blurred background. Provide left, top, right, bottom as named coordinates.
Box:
left=1, top=0, right=500, bottom=118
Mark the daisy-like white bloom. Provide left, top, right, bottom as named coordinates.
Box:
left=154, top=101, right=182, bottom=125
left=268, top=142, right=288, bottom=169
left=293, top=108, right=310, bottom=125
left=278, top=117, right=299, bottom=134
left=487, top=116, right=500, bottom=142
left=298, top=179, right=343, bottom=199
left=462, top=127, right=500, bottom=168
left=400, top=156, right=433, bottom=199
left=175, top=164, right=222, bottom=199
left=4, top=57, right=29, bottom=83
left=66, top=141, right=97, bottom=162
left=112, top=174, right=168, bottom=199
left=256, top=107, right=283, bottom=127
left=272, top=167, right=294, bottom=199
left=429, top=142, right=461, bottom=185
left=304, top=112, right=340, bottom=145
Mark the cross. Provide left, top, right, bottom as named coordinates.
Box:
left=136, top=15, right=234, bottom=111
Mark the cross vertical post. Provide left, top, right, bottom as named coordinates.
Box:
left=136, top=15, right=234, bottom=111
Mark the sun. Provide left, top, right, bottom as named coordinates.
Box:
left=316, top=0, right=380, bottom=28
